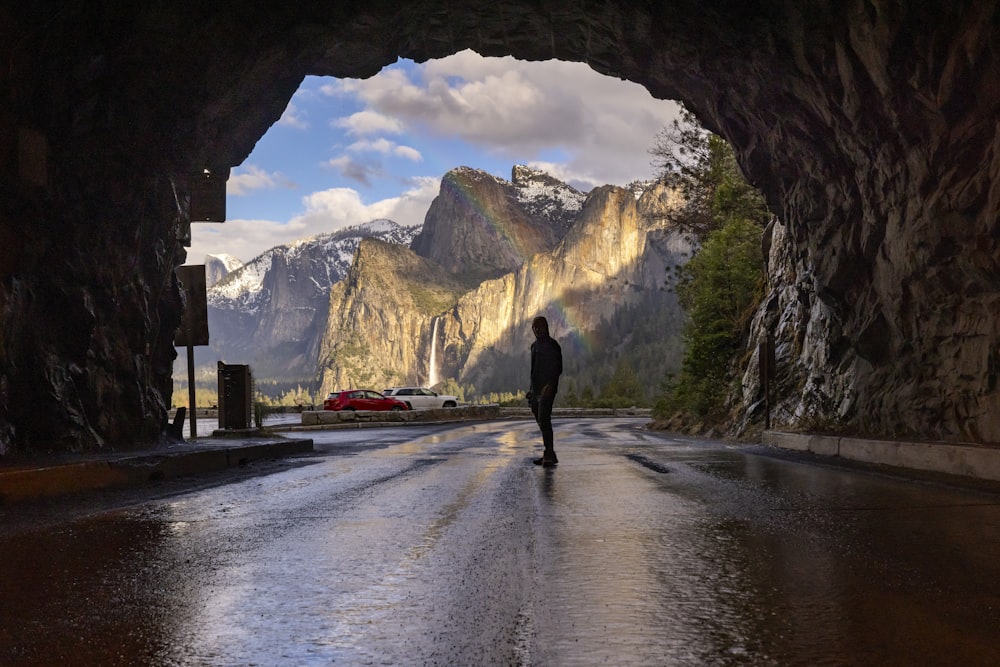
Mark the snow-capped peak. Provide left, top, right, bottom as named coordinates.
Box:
left=509, top=164, right=586, bottom=229
left=207, top=219, right=420, bottom=315
left=206, top=253, right=244, bottom=272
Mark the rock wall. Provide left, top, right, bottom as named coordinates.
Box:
left=716, top=4, right=1000, bottom=442
left=200, top=222, right=419, bottom=383
left=317, top=182, right=690, bottom=397
left=3, top=2, right=999, bottom=451
left=0, top=165, right=186, bottom=452
left=411, top=167, right=567, bottom=281
left=317, top=239, right=470, bottom=392
left=440, top=184, right=692, bottom=393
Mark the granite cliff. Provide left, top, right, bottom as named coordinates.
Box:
left=410, top=166, right=582, bottom=281
left=204, top=254, right=243, bottom=288
left=438, top=181, right=691, bottom=395
left=199, top=220, right=418, bottom=382
left=317, top=238, right=473, bottom=391
left=317, top=168, right=692, bottom=397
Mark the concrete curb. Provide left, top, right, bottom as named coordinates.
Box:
left=272, top=406, right=651, bottom=433
left=277, top=419, right=465, bottom=432
left=762, top=430, right=1000, bottom=482
left=0, top=437, right=314, bottom=504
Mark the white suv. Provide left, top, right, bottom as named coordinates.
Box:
left=383, top=387, right=459, bottom=409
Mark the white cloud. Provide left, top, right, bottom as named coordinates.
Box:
left=348, top=137, right=395, bottom=153
left=277, top=101, right=309, bottom=129
left=293, top=177, right=438, bottom=233
left=394, top=145, right=422, bottom=162
left=227, top=165, right=294, bottom=196
left=186, top=178, right=440, bottom=264
left=368, top=176, right=440, bottom=227
left=348, top=138, right=423, bottom=162
left=185, top=218, right=311, bottom=266
left=334, top=50, right=682, bottom=188
left=334, top=110, right=404, bottom=135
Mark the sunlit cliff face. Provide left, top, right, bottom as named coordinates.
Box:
left=2, top=3, right=999, bottom=452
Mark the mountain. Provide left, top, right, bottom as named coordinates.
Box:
left=184, top=219, right=419, bottom=381
left=410, top=166, right=584, bottom=281
left=204, top=253, right=243, bottom=287
left=425, top=182, right=693, bottom=397
left=317, top=167, right=694, bottom=400
left=317, top=238, right=474, bottom=390
left=189, top=165, right=692, bottom=403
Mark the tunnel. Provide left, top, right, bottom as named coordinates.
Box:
left=1, top=1, right=999, bottom=453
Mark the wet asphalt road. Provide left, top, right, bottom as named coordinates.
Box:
left=2, top=418, right=1000, bottom=666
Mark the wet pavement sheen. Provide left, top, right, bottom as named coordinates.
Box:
left=2, top=418, right=1000, bottom=665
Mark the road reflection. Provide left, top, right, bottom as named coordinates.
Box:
left=2, top=420, right=999, bottom=665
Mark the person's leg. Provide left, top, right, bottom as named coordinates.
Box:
left=538, top=392, right=556, bottom=463
left=530, top=398, right=547, bottom=464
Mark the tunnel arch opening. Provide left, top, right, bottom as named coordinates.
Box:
left=178, top=51, right=689, bottom=408
left=3, top=3, right=999, bottom=453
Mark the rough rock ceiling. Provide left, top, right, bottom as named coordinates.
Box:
left=1, top=1, right=998, bottom=452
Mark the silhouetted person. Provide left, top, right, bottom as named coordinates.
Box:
left=527, top=316, right=562, bottom=466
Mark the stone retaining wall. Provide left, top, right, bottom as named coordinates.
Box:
left=301, top=404, right=503, bottom=425
left=500, top=407, right=652, bottom=418
left=297, top=405, right=651, bottom=427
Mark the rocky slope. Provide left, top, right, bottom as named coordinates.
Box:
left=204, top=254, right=243, bottom=288
left=410, top=166, right=583, bottom=281
left=195, top=220, right=418, bottom=380
left=437, top=182, right=692, bottom=394
left=317, top=168, right=693, bottom=397
left=317, top=239, right=473, bottom=391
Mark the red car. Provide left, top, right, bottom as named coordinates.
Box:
left=323, top=389, right=409, bottom=411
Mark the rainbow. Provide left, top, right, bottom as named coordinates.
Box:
left=442, top=168, right=617, bottom=359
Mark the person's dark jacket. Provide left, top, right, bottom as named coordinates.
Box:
left=530, top=334, right=563, bottom=397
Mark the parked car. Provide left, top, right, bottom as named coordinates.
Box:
left=383, top=387, right=459, bottom=409
left=323, top=389, right=409, bottom=411
left=321, top=391, right=341, bottom=409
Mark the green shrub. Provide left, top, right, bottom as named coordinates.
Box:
left=664, top=218, right=764, bottom=419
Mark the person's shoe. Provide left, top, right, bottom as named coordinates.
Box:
left=533, top=457, right=546, bottom=465
left=542, top=458, right=558, bottom=467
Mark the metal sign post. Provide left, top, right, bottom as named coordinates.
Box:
left=187, top=338, right=197, bottom=438
left=174, top=265, right=209, bottom=439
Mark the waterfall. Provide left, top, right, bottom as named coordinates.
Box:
left=427, top=316, right=440, bottom=388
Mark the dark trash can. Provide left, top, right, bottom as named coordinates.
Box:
left=218, top=363, right=252, bottom=430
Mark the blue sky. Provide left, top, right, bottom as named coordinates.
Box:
left=186, top=50, right=683, bottom=265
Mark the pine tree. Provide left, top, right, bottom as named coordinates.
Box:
left=650, top=107, right=769, bottom=421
